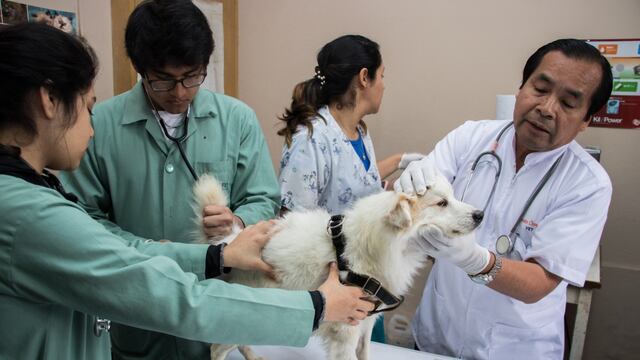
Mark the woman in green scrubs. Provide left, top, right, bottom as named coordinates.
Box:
left=0, top=23, right=373, bottom=360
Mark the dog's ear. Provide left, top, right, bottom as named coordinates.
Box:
left=385, top=194, right=417, bottom=229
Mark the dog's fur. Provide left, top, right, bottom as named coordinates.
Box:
left=193, top=173, right=480, bottom=360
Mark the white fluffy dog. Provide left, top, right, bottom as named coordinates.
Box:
left=193, top=173, right=482, bottom=360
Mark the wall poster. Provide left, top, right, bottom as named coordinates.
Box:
left=1, top=0, right=78, bottom=34
left=588, top=39, right=640, bottom=129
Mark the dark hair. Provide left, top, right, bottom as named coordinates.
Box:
left=520, top=38, right=613, bottom=119
left=125, top=0, right=214, bottom=75
left=278, top=35, right=382, bottom=147
left=0, top=23, right=98, bottom=142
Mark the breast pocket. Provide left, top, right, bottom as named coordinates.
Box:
left=488, top=321, right=562, bottom=359
left=510, top=222, right=535, bottom=260
left=196, top=160, right=233, bottom=193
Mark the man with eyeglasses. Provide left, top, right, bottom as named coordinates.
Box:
left=60, top=1, right=282, bottom=359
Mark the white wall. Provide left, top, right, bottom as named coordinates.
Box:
left=237, top=1, right=640, bottom=358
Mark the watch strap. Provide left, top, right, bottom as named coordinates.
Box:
left=469, top=254, right=502, bottom=285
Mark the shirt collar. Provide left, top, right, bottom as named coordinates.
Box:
left=121, top=81, right=217, bottom=125
left=318, top=106, right=378, bottom=176
left=318, top=105, right=364, bottom=142
left=503, top=125, right=570, bottom=168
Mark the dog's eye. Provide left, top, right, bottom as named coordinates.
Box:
left=437, top=199, right=448, bottom=207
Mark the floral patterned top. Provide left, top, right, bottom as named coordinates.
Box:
left=278, top=106, right=382, bottom=215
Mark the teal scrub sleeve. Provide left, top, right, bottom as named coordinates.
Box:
left=59, top=133, right=141, bottom=243
left=7, top=192, right=315, bottom=346
left=59, top=134, right=209, bottom=279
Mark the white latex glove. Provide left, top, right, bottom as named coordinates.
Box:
left=398, top=153, right=426, bottom=170
left=393, top=158, right=437, bottom=196
left=414, top=225, right=491, bottom=275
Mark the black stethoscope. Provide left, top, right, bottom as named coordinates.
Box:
left=143, top=85, right=199, bottom=182
left=461, top=122, right=564, bottom=256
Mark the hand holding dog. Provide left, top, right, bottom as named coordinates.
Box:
left=222, top=220, right=275, bottom=277
left=202, top=205, right=244, bottom=237
left=394, top=157, right=438, bottom=196
left=415, top=225, right=491, bottom=275
left=318, top=263, right=375, bottom=326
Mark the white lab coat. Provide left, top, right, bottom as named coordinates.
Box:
left=412, top=120, right=612, bottom=359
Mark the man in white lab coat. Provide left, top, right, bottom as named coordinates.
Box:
left=395, top=39, right=613, bottom=359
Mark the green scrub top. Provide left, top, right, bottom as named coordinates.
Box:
left=58, top=82, right=282, bottom=359
left=0, top=175, right=314, bottom=360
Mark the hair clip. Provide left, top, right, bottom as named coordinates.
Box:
left=314, top=67, right=326, bottom=87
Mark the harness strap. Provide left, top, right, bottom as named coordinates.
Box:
left=345, top=271, right=405, bottom=314
left=327, top=215, right=349, bottom=271
left=326, top=214, right=405, bottom=314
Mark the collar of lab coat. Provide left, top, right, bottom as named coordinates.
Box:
left=120, top=81, right=218, bottom=125
left=504, top=124, right=570, bottom=168
left=119, top=81, right=220, bottom=155
left=317, top=105, right=378, bottom=174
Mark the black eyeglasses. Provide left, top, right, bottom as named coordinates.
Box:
left=145, top=73, right=207, bottom=92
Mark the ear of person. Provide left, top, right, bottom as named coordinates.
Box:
left=39, top=86, right=57, bottom=120
left=359, top=67, right=369, bottom=87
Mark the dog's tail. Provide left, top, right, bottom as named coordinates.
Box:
left=194, top=173, right=228, bottom=208
left=193, top=173, right=228, bottom=243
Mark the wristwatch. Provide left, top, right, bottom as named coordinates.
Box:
left=469, top=254, right=502, bottom=285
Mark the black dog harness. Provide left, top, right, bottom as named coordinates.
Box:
left=327, top=215, right=405, bottom=315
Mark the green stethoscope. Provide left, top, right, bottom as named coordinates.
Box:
left=460, top=122, right=564, bottom=256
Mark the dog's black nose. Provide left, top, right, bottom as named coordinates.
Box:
left=472, top=210, right=484, bottom=225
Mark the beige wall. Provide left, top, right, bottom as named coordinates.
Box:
left=78, top=0, right=114, bottom=102
left=238, top=0, right=640, bottom=358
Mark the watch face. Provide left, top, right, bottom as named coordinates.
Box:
left=496, top=235, right=512, bottom=255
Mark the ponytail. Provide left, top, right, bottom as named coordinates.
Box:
left=278, top=35, right=381, bottom=147
left=277, top=76, right=326, bottom=148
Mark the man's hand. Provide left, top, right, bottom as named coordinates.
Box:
left=222, top=221, right=276, bottom=277
left=318, top=263, right=375, bottom=326
left=398, top=153, right=426, bottom=170
left=393, top=158, right=438, bottom=196
left=413, top=225, right=491, bottom=275
left=203, top=205, right=244, bottom=238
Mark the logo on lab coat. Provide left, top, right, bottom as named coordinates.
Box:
left=522, top=218, right=538, bottom=232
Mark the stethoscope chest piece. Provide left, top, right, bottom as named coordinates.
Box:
left=496, top=234, right=513, bottom=255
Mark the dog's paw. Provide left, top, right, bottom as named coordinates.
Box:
left=238, top=345, right=266, bottom=360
